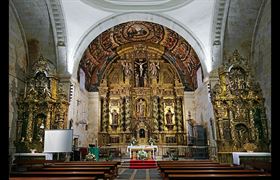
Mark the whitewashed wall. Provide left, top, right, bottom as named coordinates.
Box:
left=68, top=78, right=89, bottom=147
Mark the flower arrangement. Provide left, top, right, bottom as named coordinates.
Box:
left=243, top=143, right=257, bottom=152
left=85, top=153, right=95, bottom=161
left=130, top=137, right=138, bottom=146
left=137, top=149, right=148, bottom=160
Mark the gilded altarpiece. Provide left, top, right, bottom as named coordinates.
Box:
left=211, top=50, right=269, bottom=154
left=98, top=43, right=186, bottom=147
left=15, top=56, right=69, bottom=152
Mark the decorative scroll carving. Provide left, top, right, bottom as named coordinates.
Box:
left=211, top=50, right=269, bottom=152
left=79, top=21, right=200, bottom=91
left=15, top=55, right=69, bottom=153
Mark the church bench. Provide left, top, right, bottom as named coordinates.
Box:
left=29, top=167, right=112, bottom=173
left=157, top=160, right=219, bottom=164
left=242, top=160, right=271, bottom=172
left=167, top=173, right=272, bottom=180
left=13, top=160, right=64, bottom=165
left=53, top=161, right=120, bottom=165
left=9, top=177, right=96, bottom=180
left=158, top=166, right=244, bottom=174
left=161, top=169, right=266, bottom=179
left=47, top=163, right=118, bottom=177
left=10, top=171, right=110, bottom=180
left=158, top=163, right=232, bottom=168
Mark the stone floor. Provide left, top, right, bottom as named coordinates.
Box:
left=115, top=168, right=162, bottom=180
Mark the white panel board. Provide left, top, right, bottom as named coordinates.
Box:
left=44, top=129, right=73, bottom=153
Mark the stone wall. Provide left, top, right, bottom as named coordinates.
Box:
left=9, top=3, right=28, bottom=155
left=251, top=0, right=271, bottom=138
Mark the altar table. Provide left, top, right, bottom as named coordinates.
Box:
left=127, top=145, right=158, bottom=159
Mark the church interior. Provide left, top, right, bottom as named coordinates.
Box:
left=9, top=0, right=271, bottom=179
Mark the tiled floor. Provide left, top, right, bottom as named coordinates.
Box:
left=115, top=168, right=162, bottom=180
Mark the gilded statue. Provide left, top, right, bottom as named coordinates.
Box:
left=111, top=109, right=118, bottom=125
left=166, top=108, right=174, bottom=124
left=149, top=62, right=160, bottom=77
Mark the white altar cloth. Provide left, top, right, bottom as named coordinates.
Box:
left=232, top=152, right=271, bottom=165
left=127, top=145, right=158, bottom=159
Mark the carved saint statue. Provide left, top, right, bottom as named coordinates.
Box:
left=137, top=99, right=145, bottom=117
left=121, top=61, right=132, bottom=76
left=111, top=109, right=118, bottom=125
left=135, top=73, right=139, bottom=87
left=149, top=62, right=160, bottom=77
left=166, top=108, right=174, bottom=124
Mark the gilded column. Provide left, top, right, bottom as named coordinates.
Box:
left=158, top=97, right=164, bottom=131
left=58, top=112, right=64, bottom=129
left=45, top=109, right=51, bottom=129
left=26, top=109, right=34, bottom=142
left=176, top=97, right=183, bottom=132
left=102, top=97, right=109, bottom=132
left=125, top=97, right=131, bottom=132
left=152, top=96, right=159, bottom=132
left=120, top=97, right=125, bottom=132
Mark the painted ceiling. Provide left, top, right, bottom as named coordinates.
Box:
left=78, top=21, right=201, bottom=91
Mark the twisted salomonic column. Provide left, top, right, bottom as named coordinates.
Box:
left=102, top=97, right=109, bottom=132
left=120, top=98, right=125, bottom=132
left=125, top=97, right=131, bottom=132
left=26, top=108, right=34, bottom=142
left=176, top=97, right=183, bottom=132
left=158, top=97, right=164, bottom=131
left=152, top=96, right=159, bottom=132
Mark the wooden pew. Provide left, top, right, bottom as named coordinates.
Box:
left=9, top=177, right=96, bottom=180
left=161, top=169, right=267, bottom=179
left=10, top=171, right=110, bottom=180
left=47, top=164, right=118, bottom=177
left=242, top=160, right=271, bottom=172
left=158, top=166, right=244, bottom=175
left=167, top=173, right=272, bottom=180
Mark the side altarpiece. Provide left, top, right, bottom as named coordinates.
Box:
left=15, top=55, right=69, bottom=152
left=211, top=50, right=269, bottom=153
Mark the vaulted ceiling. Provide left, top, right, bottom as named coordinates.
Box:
left=79, top=21, right=200, bottom=91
